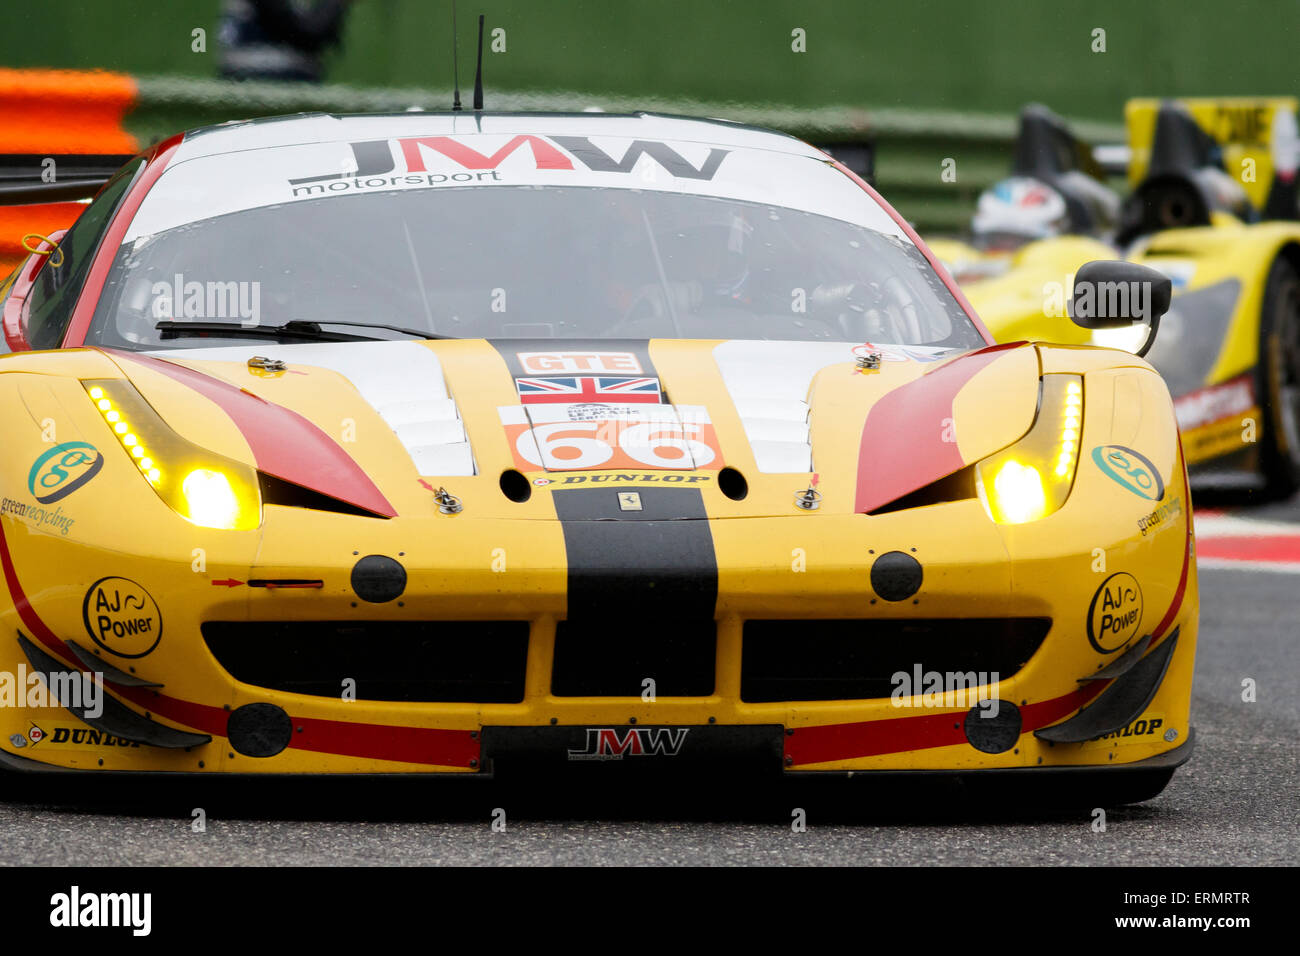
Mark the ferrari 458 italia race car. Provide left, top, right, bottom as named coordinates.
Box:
left=930, top=98, right=1300, bottom=498
left=0, top=111, right=1195, bottom=803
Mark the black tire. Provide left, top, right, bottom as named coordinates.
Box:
left=1257, top=254, right=1300, bottom=499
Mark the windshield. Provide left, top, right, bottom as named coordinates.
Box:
left=88, top=157, right=984, bottom=352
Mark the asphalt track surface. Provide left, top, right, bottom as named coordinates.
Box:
left=0, top=488, right=1296, bottom=866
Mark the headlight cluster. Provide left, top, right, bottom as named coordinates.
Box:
left=975, top=374, right=1083, bottom=524
left=83, top=379, right=262, bottom=530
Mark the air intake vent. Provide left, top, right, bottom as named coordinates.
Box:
left=203, top=620, right=528, bottom=702
left=741, top=618, right=1051, bottom=702
left=259, top=472, right=385, bottom=518
left=552, top=619, right=716, bottom=697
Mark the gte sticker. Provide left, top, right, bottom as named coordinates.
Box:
left=499, top=404, right=723, bottom=471
left=568, top=727, right=690, bottom=760
left=516, top=351, right=644, bottom=375
left=516, top=376, right=661, bottom=404
left=82, top=577, right=162, bottom=659
left=27, top=441, right=104, bottom=504
left=1087, top=572, right=1143, bottom=654
left=1091, top=445, right=1165, bottom=501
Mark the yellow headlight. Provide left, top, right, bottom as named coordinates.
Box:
left=182, top=469, right=242, bottom=530
left=976, top=374, right=1084, bottom=524
left=82, top=379, right=261, bottom=530
left=989, top=460, right=1047, bottom=523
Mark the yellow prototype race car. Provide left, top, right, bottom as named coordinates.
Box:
left=0, top=111, right=1195, bottom=804
left=931, top=98, right=1300, bottom=499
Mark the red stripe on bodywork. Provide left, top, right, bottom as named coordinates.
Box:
left=108, top=350, right=397, bottom=518
left=108, top=683, right=478, bottom=767
left=0, top=520, right=476, bottom=767
left=0, top=518, right=75, bottom=662
left=289, top=715, right=480, bottom=767
left=854, top=342, right=1025, bottom=514
left=63, top=134, right=184, bottom=348
left=1150, top=461, right=1193, bottom=641
left=785, top=682, right=1108, bottom=768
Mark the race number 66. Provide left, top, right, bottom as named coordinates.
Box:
left=516, top=421, right=717, bottom=469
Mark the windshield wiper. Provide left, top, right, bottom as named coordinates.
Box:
left=300, top=319, right=457, bottom=339
left=155, top=320, right=455, bottom=342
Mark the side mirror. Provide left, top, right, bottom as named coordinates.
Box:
left=2, top=230, right=67, bottom=352
left=1068, top=260, right=1172, bottom=357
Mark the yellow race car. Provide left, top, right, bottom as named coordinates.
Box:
left=931, top=98, right=1300, bottom=499
left=0, top=111, right=1195, bottom=804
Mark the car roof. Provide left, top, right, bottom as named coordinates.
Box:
left=173, top=111, right=827, bottom=164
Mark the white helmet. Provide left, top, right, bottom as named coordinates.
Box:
left=971, top=176, right=1069, bottom=244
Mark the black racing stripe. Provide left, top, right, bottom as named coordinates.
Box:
left=553, top=487, right=717, bottom=621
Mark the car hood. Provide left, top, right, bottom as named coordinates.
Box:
left=101, top=337, right=1040, bottom=519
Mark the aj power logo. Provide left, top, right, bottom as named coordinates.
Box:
left=1087, top=572, right=1144, bottom=653
left=81, top=577, right=163, bottom=659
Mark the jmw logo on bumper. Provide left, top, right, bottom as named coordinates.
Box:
left=567, top=727, right=690, bottom=761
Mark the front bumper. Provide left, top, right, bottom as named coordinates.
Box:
left=0, top=482, right=1198, bottom=777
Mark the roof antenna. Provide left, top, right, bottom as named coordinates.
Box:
left=472, top=14, right=486, bottom=111
left=450, top=0, right=462, bottom=111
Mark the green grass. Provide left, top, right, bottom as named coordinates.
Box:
left=3, top=0, right=1297, bottom=122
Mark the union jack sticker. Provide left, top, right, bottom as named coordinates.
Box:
left=515, top=375, right=662, bottom=405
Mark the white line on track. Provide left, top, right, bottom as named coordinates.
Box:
left=1196, top=558, right=1300, bottom=574
left=1193, top=513, right=1300, bottom=538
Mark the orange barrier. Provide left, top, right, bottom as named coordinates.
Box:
left=0, top=68, right=139, bottom=153
left=0, top=69, right=140, bottom=272
left=0, top=204, right=84, bottom=272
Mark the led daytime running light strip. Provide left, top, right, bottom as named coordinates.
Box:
left=80, top=378, right=262, bottom=530
left=1056, top=380, right=1083, bottom=477
left=86, top=384, right=161, bottom=486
